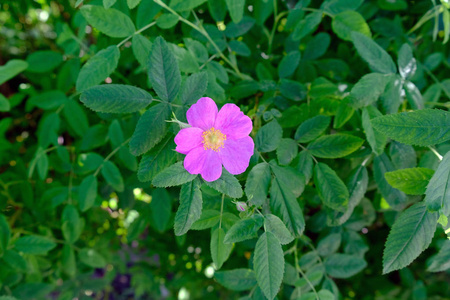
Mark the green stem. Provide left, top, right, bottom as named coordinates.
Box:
left=93, top=138, right=131, bottom=177
left=117, top=21, right=157, bottom=48
left=153, top=0, right=244, bottom=78
left=219, top=193, right=225, bottom=229
left=428, top=146, right=443, bottom=161
left=294, top=240, right=319, bottom=300
left=268, top=9, right=288, bottom=54
left=28, top=146, right=59, bottom=179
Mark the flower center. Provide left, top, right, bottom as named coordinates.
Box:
left=202, top=127, right=226, bottom=152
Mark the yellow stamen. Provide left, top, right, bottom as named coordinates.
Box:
left=202, top=127, right=226, bottom=152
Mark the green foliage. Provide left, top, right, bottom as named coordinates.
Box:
left=372, top=109, right=450, bottom=146
left=385, top=168, right=434, bottom=195
left=383, top=203, right=438, bottom=274
left=2, top=1, right=450, bottom=298
left=254, top=232, right=285, bottom=300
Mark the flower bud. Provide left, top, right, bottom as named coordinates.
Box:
left=236, top=202, right=247, bottom=212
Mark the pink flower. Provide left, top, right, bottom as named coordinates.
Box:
left=174, top=97, right=254, bottom=182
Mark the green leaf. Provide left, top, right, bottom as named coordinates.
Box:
left=205, top=169, right=243, bottom=198
left=324, top=254, right=367, bottom=278
left=371, top=109, right=450, bottom=146
left=334, top=100, right=355, bottom=129
left=224, top=215, right=264, bottom=244
left=264, top=214, right=294, bottom=245
left=295, top=115, right=331, bottom=143
left=172, top=0, right=207, bottom=11
left=0, top=214, right=11, bottom=255
left=293, top=11, right=323, bottom=41
left=14, top=235, right=56, bottom=254
left=132, top=34, right=152, bottom=68
left=127, top=0, right=141, bottom=9
left=351, top=31, right=396, bottom=74
left=80, top=5, right=135, bottom=38
left=314, top=162, right=349, bottom=212
left=156, top=14, right=179, bottom=29
left=308, top=134, right=364, bottom=159
left=254, top=232, right=285, bottom=300
left=62, top=205, right=83, bottom=243
left=180, top=72, right=208, bottom=105
left=150, top=189, right=172, bottom=233
left=215, top=269, right=257, bottom=291
left=270, top=169, right=305, bottom=237
left=332, top=11, right=371, bottom=41
left=279, top=79, right=307, bottom=101
left=211, top=227, right=232, bottom=269
left=278, top=51, right=301, bottom=78
left=295, top=150, right=314, bottom=184
left=424, top=152, right=450, bottom=215
left=225, top=0, right=245, bottom=23
left=255, top=120, right=282, bottom=153
left=103, top=0, right=116, bottom=8
left=148, top=37, right=181, bottom=102
left=383, top=202, right=438, bottom=274
left=80, top=84, right=152, bottom=113
left=0, top=59, right=28, bottom=85
left=2, top=250, right=27, bottom=272
left=36, top=150, right=49, bottom=180
left=397, top=43, right=416, bottom=79
left=349, top=73, right=389, bottom=109
left=0, top=94, right=10, bottom=112
left=79, top=175, right=98, bottom=212
left=385, top=168, right=434, bottom=195
left=427, top=240, right=450, bottom=272
left=389, top=141, right=416, bottom=169
left=276, top=138, right=298, bottom=165
left=137, top=135, right=177, bottom=182
left=76, top=45, right=120, bottom=92
left=174, top=179, right=203, bottom=236
left=380, top=74, right=402, bottom=114
left=136, top=0, right=161, bottom=28
left=152, top=161, right=197, bottom=187
left=317, top=233, right=342, bottom=256
left=101, top=161, right=124, bottom=192
left=303, top=32, right=331, bottom=61
left=404, top=81, right=424, bottom=110
left=62, top=245, right=76, bottom=277
left=63, top=99, right=89, bottom=137
left=327, top=166, right=368, bottom=226
left=79, top=248, right=107, bottom=268
left=270, top=163, right=305, bottom=198
left=373, top=154, right=407, bottom=208
left=191, top=209, right=220, bottom=230
left=129, top=103, right=171, bottom=156
left=362, top=106, right=387, bottom=155
left=245, top=162, right=271, bottom=206
left=26, top=51, right=62, bottom=73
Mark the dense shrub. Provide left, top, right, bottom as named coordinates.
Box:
left=1, top=0, right=450, bottom=299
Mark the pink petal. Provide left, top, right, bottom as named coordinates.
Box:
left=184, top=147, right=222, bottom=182
left=186, top=97, right=218, bottom=131
left=215, top=103, right=252, bottom=140
left=174, top=127, right=204, bottom=154
left=219, top=136, right=254, bottom=175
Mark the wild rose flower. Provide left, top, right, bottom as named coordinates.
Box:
left=174, top=97, right=254, bottom=182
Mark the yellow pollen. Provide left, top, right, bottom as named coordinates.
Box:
left=202, top=127, right=226, bottom=152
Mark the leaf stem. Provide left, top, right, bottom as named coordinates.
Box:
left=294, top=240, right=319, bottom=300
left=298, top=143, right=318, bottom=163
left=93, top=137, right=131, bottom=177
left=153, top=0, right=244, bottom=79
left=428, top=146, right=443, bottom=161
left=117, top=21, right=157, bottom=48
left=219, top=193, right=225, bottom=229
